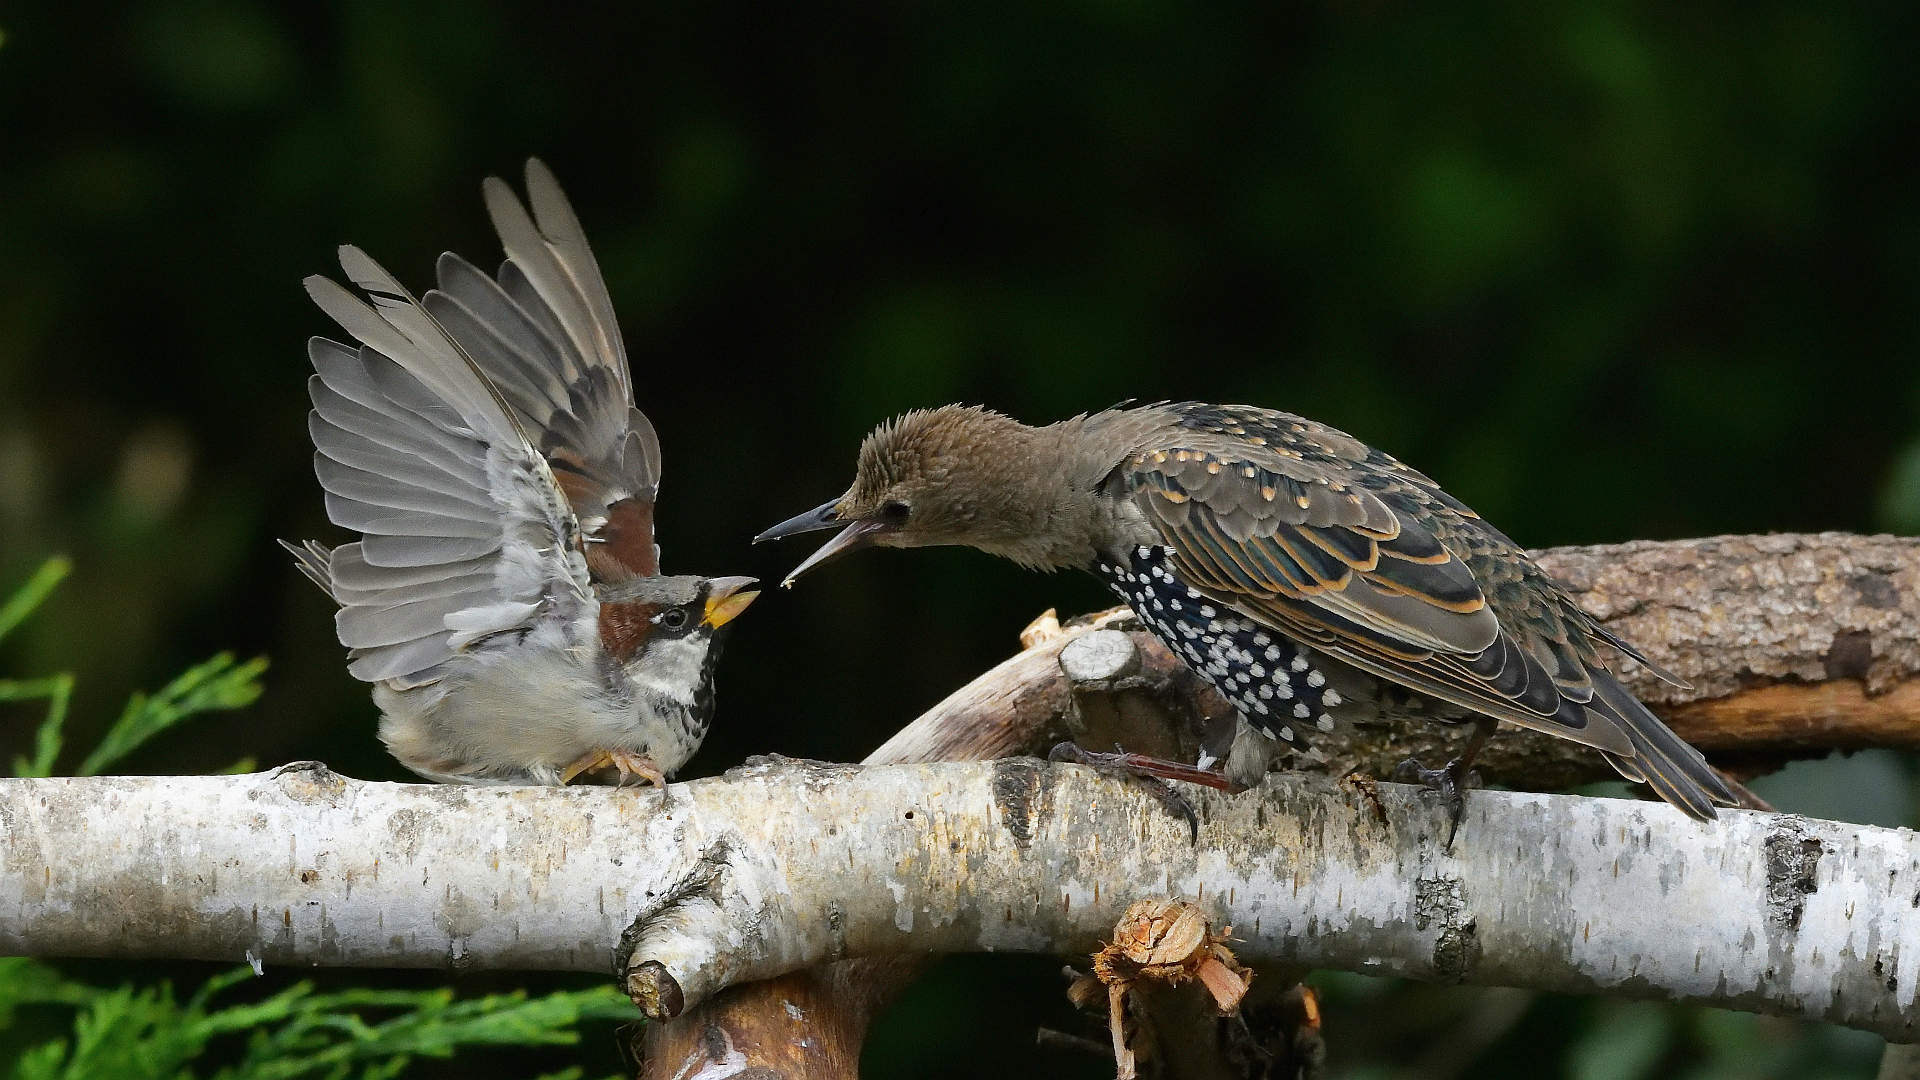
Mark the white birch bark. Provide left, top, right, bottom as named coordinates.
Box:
left=2, top=760, right=1915, bottom=1041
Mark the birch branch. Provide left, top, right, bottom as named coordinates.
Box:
left=2, top=763, right=1916, bottom=1042
left=631, top=608, right=1137, bottom=1079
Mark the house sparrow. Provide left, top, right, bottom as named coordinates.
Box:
left=286, top=159, right=756, bottom=787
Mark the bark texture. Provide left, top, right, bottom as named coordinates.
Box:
left=6, top=764, right=1917, bottom=1040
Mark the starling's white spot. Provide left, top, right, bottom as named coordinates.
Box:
left=1293, top=702, right=1311, bottom=718
left=1317, top=714, right=1335, bottom=731
left=1323, top=689, right=1342, bottom=707
left=1306, top=670, right=1326, bottom=688
left=1290, top=655, right=1310, bottom=672
left=1276, top=682, right=1292, bottom=699
left=1152, top=600, right=1164, bottom=611
left=1264, top=645, right=1281, bottom=661
left=1249, top=663, right=1265, bottom=678
left=1097, top=563, right=1110, bottom=573
left=1169, top=599, right=1182, bottom=610
left=1137, top=545, right=1153, bottom=559
left=1257, top=685, right=1273, bottom=700
left=1199, top=604, right=1216, bottom=618
left=1278, top=726, right=1295, bottom=741
left=1253, top=632, right=1272, bottom=646
left=1260, top=721, right=1277, bottom=738
left=1253, top=699, right=1269, bottom=714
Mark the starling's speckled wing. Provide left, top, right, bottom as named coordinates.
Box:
left=426, top=159, right=661, bottom=582
left=1121, top=403, right=1732, bottom=817
left=299, top=232, right=594, bottom=689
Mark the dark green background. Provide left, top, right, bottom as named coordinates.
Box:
left=1, top=3, right=1914, bottom=1077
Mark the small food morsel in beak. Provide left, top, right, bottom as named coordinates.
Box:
left=702, top=576, right=760, bottom=628
left=753, top=500, right=894, bottom=587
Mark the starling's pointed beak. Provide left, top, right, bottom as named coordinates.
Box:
left=778, top=519, right=891, bottom=587
left=701, top=576, right=760, bottom=629
left=753, top=500, right=844, bottom=544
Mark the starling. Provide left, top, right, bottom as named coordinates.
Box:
left=758, top=402, right=1734, bottom=821
left=284, top=160, right=758, bottom=787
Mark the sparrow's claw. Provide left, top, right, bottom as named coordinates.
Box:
left=562, top=748, right=667, bottom=788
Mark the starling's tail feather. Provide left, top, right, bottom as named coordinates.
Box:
left=1589, top=670, right=1735, bottom=820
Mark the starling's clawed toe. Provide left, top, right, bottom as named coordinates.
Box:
left=1048, top=742, right=1207, bottom=841
left=1393, top=756, right=1482, bottom=848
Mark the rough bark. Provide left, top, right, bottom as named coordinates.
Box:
left=5, top=764, right=1918, bottom=1042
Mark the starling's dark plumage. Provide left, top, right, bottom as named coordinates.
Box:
left=285, top=160, right=758, bottom=787
left=759, top=402, right=1734, bottom=819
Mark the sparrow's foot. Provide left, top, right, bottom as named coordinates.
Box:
left=561, top=749, right=667, bottom=789
left=1049, top=742, right=1236, bottom=841
left=1392, top=756, right=1482, bottom=849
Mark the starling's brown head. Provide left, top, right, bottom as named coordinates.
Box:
left=756, top=405, right=1072, bottom=584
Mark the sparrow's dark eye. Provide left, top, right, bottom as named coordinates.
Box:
left=659, top=607, right=689, bottom=630
left=881, top=500, right=911, bottom=525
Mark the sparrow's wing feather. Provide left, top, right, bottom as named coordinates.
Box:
left=429, top=159, right=658, bottom=580
left=301, top=240, right=592, bottom=688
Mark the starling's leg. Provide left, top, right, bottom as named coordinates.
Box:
left=1048, top=742, right=1219, bottom=841
left=1393, top=716, right=1496, bottom=847
left=1046, top=743, right=1241, bottom=791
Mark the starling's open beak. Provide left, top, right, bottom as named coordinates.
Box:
left=701, top=576, right=760, bottom=629
left=753, top=500, right=845, bottom=543
left=775, top=519, right=893, bottom=587
left=756, top=500, right=893, bottom=587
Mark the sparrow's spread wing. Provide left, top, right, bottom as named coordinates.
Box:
left=1122, top=403, right=1731, bottom=816
left=427, top=159, right=661, bottom=581
left=299, top=190, right=600, bottom=688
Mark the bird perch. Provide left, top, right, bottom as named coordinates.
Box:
left=2, top=761, right=1918, bottom=1042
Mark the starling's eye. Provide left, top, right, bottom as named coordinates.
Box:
left=880, top=500, right=911, bottom=525
left=658, top=607, right=689, bottom=630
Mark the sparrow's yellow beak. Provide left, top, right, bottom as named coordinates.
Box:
left=702, top=576, right=760, bottom=629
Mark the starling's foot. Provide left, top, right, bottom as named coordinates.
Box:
left=1392, top=756, right=1482, bottom=848
left=561, top=749, right=667, bottom=789
left=1049, top=742, right=1228, bottom=841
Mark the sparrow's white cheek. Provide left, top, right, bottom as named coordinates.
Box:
left=628, top=635, right=709, bottom=706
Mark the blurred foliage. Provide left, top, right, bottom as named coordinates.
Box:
left=0, top=959, right=634, bottom=1080
left=0, top=561, right=639, bottom=1079
left=2, top=1, right=1918, bottom=1077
